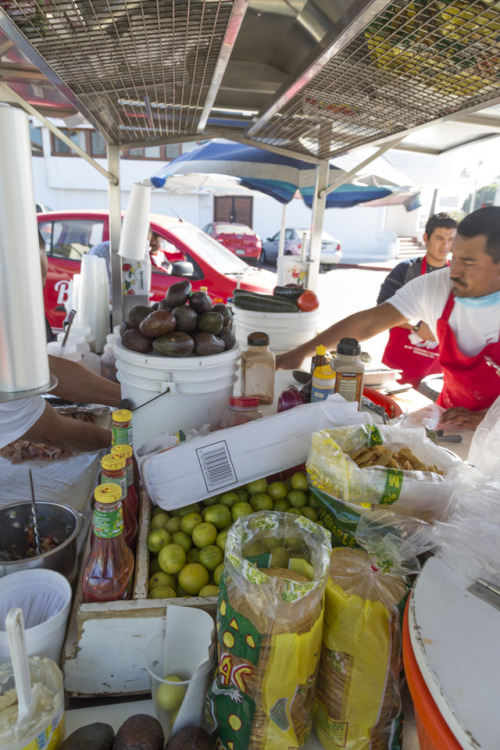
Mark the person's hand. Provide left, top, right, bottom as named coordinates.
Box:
left=439, top=407, right=486, bottom=430
left=416, top=322, right=435, bottom=341
left=275, top=349, right=307, bottom=371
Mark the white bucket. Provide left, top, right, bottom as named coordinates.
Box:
left=0, top=569, right=72, bottom=665
left=114, top=340, right=240, bottom=450
left=233, top=308, right=319, bottom=354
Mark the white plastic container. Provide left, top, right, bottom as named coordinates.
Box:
left=0, top=569, right=72, bottom=665
left=56, top=331, right=90, bottom=355
left=233, top=308, right=319, bottom=354
left=114, top=340, right=240, bottom=450
left=46, top=341, right=81, bottom=363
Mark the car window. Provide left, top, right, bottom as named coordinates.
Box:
left=271, top=232, right=280, bottom=241
left=47, top=219, right=104, bottom=260
left=203, top=224, right=213, bottom=235
left=166, top=223, right=249, bottom=275
left=285, top=229, right=294, bottom=240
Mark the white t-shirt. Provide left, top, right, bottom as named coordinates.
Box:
left=0, top=396, right=46, bottom=450
left=389, top=267, right=500, bottom=357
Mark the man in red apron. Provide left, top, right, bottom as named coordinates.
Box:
left=377, top=213, right=457, bottom=387
left=276, top=207, right=500, bottom=430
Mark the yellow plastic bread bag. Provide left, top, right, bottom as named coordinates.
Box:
left=206, top=511, right=332, bottom=750
left=313, top=518, right=428, bottom=750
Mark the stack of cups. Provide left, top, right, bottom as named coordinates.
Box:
left=79, top=255, right=110, bottom=353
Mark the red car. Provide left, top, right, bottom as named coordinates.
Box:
left=38, top=210, right=275, bottom=331
left=202, top=222, right=262, bottom=265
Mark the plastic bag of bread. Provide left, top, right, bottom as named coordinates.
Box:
left=206, top=511, right=332, bottom=750
left=307, top=423, right=461, bottom=522
left=313, top=518, right=430, bottom=750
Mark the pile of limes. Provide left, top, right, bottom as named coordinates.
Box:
left=147, top=470, right=320, bottom=600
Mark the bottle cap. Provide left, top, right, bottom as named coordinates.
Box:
left=337, top=337, right=361, bottom=356
left=112, top=408, right=132, bottom=422
left=101, top=454, right=126, bottom=471
left=111, top=444, right=133, bottom=459
left=247, top=331, right=269, bottom=346
left=94, top=483, right=122, bottom=503
left=313, top=365, right=335, bottom=380
left=315, top=345, right=327, bottom=356
left=229, top=397, right=260, bottom=408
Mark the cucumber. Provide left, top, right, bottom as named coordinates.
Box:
left=273, top=285, right=304, bottom=301
left=233, top=292, right=298, bottom=313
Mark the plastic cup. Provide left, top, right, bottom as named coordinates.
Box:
left=146, top=630, right=214, bottom=741
left=0, top=570, right=72, bottom=665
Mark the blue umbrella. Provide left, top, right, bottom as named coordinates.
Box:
left=150, top=139, right=419, bottom=210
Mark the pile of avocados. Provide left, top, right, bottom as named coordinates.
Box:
left=59, top=716, right=215, bottom=750
left=120, top=280, right=236, bottom=358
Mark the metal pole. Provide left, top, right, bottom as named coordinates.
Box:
left=320, top=137, right=404, bottom=198
left=107, top=144, right=122, bottom=329
left=276, top=202, right=287, bottom=285
left=308, top=159, right=329, bottom=293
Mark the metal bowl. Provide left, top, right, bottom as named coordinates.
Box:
left=0, top=501, right=84, bottom=583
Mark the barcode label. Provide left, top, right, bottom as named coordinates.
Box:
left=196, top=440, right=237, bottom=493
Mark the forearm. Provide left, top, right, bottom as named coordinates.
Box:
left=49, top=355, right=121, bottom=406
left=23, top=402, right=112, bottom=452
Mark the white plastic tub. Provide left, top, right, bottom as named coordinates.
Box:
left=114, top=340, right=240, bottom=450
left=233, top=307, right=319, bottom=354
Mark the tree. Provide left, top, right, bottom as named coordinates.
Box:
left=462, top=181, right=499, bottom=213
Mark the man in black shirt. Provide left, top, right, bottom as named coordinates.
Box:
left=377, top=213, right=457, bottom=387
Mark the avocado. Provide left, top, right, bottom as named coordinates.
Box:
left=149, top=302, right=160, bottom=312
left=218, top=326, right=236, bottom=351
left=59, top=722, right=115, bottom=750
left=153, top=331, right=195, bottom=357
left=189, top=290, right=212, bottom=314
left=119, top=320, right=133, bottom=338
left=128, top=305, right=153, bottom=329
left=172, top=304, right=198, bottom=332
left=113, top=714, right=164, bottom=750
left=122, top=328, right=154, bottom=354
left=158, top=298, right=173, bottom=311
left=211, top=303, right=233, bottom=328
left=193, top=331, right=225, bottom=356
left=139, top=310, right=176, bottom=337
left=197, top=311, right=224, bottom=335
left=165, top=279, right=192, bottom=308
left=165, top=726, right=215, bottom=749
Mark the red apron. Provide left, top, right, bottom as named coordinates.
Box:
left=436, top=293, right=500, bottom=410
left=382, top=259, right=442, bottom=387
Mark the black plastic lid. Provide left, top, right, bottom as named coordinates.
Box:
left=337, top=337, right=361, bottom=356
left=247, top=331, right=269, bottom=346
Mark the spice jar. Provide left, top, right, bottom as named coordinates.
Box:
left=310, top=344, right=329, bottom=374
left=310, top=365, right=336, bottom=402
left=241, top=332, right=275, bottom=405
left=333, top=337, right=365, bottom=406
left=221, top=397, right=263, bottom=428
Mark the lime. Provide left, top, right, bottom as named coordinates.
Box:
left=271, top=547, right=289, bottom=568
left=202, top=494, right=220, bottom=507
left=262, top=536, right=282, bottom=551
left=151, top=505, right=165, bottom=517
left=158, top=543, right=186, bottom=575
left=149, top=556, right=161, bottom=575
left=300, top=506, right=318, bottom=522
left=173, top=503, right=201, bottom=517
left=165, top=517, right=182, bottom=534
left=244, top=540, right=267, bottom=557
left=213, top=562, right=225, bottom=586
left=286, top=507, right=301, bottom=516
left=176, top=584, right=190, bottom=597
left=198, top=544, right=224, bottom=572
left=147, top=528, right=171, bottom=554
left=202, top=504, right=232, bottom=529
left=287, top=489, right=308, bottom=508
left=307, top=493, right=319, bottom=509
left=231, top=501, right=253, bottom=521
left=267, top=481, right=288, bottom=501
left=290, top=471, right=308, bottom=491
left=180, top=512, right=203, bottom=535
left=155, top=676, right=186, bottom=711
left=245, top=478, right=267, bottom=495
left=249, top=492, right=273, bottom=511
left=171, top=531, right=192, bottom=553
left=215, top=529, right=229, bottom=552
left=235, top=488, right=250, bottom=503
left=218, top=491, right=239, bottom=508
left=273, top=499, right=290, bottom=512
left=192, top=522, right=218, bottom=548
left=199, top=584, right=219, bottom=597
left=150, top=511, right=170, bottom=530
left=186, top=547, right=200, bottom=564
left=149, top=585, right=177, bottom=599
left=178, top=563, right=209, bottom=594
left=149, top=571, right=177, bottom=591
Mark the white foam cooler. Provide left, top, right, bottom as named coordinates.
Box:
left=233, top=307, right=319, bottom=354
left=114, top=340, right=240, bottom=450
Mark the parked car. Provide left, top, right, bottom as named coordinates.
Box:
left=37, top=210, right=276, bottom=331
left=202, top=222, right=262, bottom=265
left=261, top=228, right=342, bottom=271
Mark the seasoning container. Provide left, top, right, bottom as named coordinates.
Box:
left=221, top=397, right=263, bottom=428
left=111, top=444, right=139, bottom=518
left=333, top=337, right=365, bottom=406
left=310, top=365, right=336, bottom=402
left=100, top=454, right=138, bottom=551
left=241, top=332, right=275, bottom=405
left=310, top=344, right=329, bottom=374
left=82, top=484, right=134, bottom=603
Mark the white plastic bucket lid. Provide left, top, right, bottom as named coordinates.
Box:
left=47, top=341, right=82, bottom=361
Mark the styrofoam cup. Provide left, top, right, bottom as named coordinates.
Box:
left=0, top=569, right=72, bottom=665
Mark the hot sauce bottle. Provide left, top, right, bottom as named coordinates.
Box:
left=111, top=444, right=139, bottom=519
left=111, top=408, right=140, bottom=493
left=100, top=453, right=138, bottom=551
left=82, top=484, right=134, bottom=603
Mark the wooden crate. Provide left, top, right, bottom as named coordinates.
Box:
left=62, top=491, right=216, bottom=697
